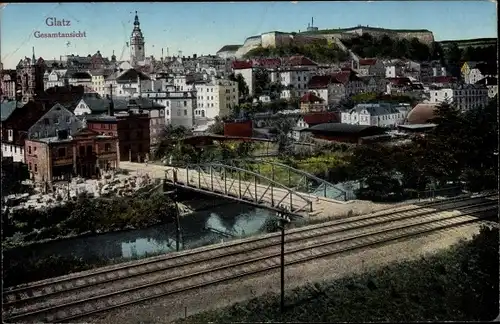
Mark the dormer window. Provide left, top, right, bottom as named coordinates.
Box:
left=7, top=129, right=13, bottom=141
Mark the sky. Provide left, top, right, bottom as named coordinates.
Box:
left=1, top=1, right=497, bottom=69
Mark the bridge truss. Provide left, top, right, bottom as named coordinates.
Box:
left=164, top=163, right=314, bottom=216
left=227, top=159, right=348, bottom=201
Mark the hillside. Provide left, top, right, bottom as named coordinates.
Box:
left=438, top=37, right=497, bottom=50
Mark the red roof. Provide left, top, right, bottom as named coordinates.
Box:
left=387, top=77, right=412, bottom=86
left=308, top=75, right=335, bottom=89
left=253, top=58, right=281, bottom=68
left=300, top=92, right=324, bottom=103
left=232, top=60, right=253, bottom=69
left=284, top=55, right=317, bottom=67
left=359, top=58, right=378, bottom=66
left=331, top=71, right=361, bottom=84
left=303, top=112, right=338, bottom=126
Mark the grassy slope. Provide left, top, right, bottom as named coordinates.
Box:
left=177, top=227, right=499, bottom=323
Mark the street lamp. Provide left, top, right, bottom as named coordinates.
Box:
left=276, top=205, right=291, bottom=314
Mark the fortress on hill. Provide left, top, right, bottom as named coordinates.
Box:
left=218, top=21, right=435, bottom=59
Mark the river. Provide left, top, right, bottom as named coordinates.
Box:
left=11, top=202, right=287, bottom=263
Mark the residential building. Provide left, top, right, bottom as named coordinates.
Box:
left=359, top=75, right=387, bottom=94
left=104, top=68, right=151, bottom=98
left=27, top=103, right=82, bottom=140
left=1, top=70, right=17, bottom=100
left=299, top=92, right=327, bottom=113
left=428, top=84, right=489, bottom=111
left=90, top=70, right=113, bottom=97
left=67, top=71, right=92, bottom=88
left=145, top=90, right=196, bottom=129
left=461, top=61, right=497, bottom=84
left=271, top=67, right=312, bottom=100
left=85, top=111, right=150, bottom=161
left=127, top=97, right=166, bottom=145
left=1, top=101, right=50, bottom=162
left=340, top=103, right=405, bottom=128
left=43, top=69, right=68, bottom=90
left=192, top=78, right=238, bottom=121
left=293, top=111, right=338, bottom=141
left=357, top=59, right=386, bottom=77
left=386, top=77, right=413, bottom=94
left=24, top=128, right=119, bottom=183
left=384, top=60, right=405, bottom=78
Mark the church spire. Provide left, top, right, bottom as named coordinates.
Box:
left=32, top=46, right=36, bottom=63
left=134, top=11, right=140, bottom=27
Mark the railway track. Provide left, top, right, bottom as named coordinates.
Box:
left=3, top=194, right=497, bottom=323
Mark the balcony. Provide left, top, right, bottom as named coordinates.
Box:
left=96, top=151, right=118, bottom=160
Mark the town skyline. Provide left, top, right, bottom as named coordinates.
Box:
left=1, top=1, right=497, bottom=69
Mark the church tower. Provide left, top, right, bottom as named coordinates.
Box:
left=130, top=11, right=145, bottom=64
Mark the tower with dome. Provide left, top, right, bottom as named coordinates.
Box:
left=130, top=11, right=145, bottom=65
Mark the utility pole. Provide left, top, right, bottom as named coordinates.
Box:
left=163, top=180, right=182, bottom=252
left=277, top=206, right=291, bottom=314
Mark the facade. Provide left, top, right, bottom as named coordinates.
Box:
left=43, top=69, right=68, bottom=90
left=90, top=70, right=113, bottom=97
left=341, top=103, right=405, bottom=128
left=271, top=67, right=312, bottom=100
left=357, top=59, right=386, bottom=77
left=462, top=61, right=497, bottom=84
left=16, top=49, right=45, bottom=103
left=428, top=84, right=489, bottom=111
left=67, top=71, right=92, bottom=88
left=130, top=12, right=146, bottom=65
left=1, top=70, right=17, bottom=100
left=299, top=92, right=326, bottom=113
left=104, top=68, right=151, bottom=98
left=85, top=111, right=150, bottom=161
left=24, top=128, right=119, bottom=183
left=192, top=78, right=238, bottom=120
left=145, top=90, right=196, bottom=129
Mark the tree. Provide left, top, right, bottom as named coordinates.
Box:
left=270, top=116, right=296, bottom=156
left=229, top=73, right=249, bottom=99
left=154, top=125, right=190, bottom=161
left=254, top=68, right=271, bottom=97
left=207, top=116, right=224, bottom=135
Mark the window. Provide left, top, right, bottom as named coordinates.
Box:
left=105, top=143, right=111, bottom=152
left=29, top=162, right=32, bottom=170
left=184, top=109, right=187, bottom=116
left=86, top=145, right=92, bottom=155
left=8, top=129, right=13, bottom=140
left=28, top=146, right=32, bottom=154
left=184, top=101, right=187, bottom=107
left=14, top=147, right=17, bottom=153
left=166, top=109, right=170, bottom=116
left=54, top=117, right=59, bottom=124
left=44, top=118, right=50, bottom=125
left=34, top=164, right=38, bottom=173
left=177, top=110, right=181, bottom=116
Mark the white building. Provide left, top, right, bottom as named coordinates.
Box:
left=428, top=84, right=489, bottom=111
left=270, top=67, right=311, bottom=100
left=462, top=61, right=497, bottom=85
left=145, top=91, right=196, bottom=129
left=341, top=103, right=405, bottom=128
left=192, top=78, right=239, bottom=120
left=104, top=68, right=150, bottom=98
left=43, top=69, right=68, bottom=90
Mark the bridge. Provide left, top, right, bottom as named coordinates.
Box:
left=119, top=161, right=352, bottom=218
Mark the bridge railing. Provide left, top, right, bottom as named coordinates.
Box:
left=226, top=159, right=348, bottom=201
left=164, top=164, right=313, bottom=215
